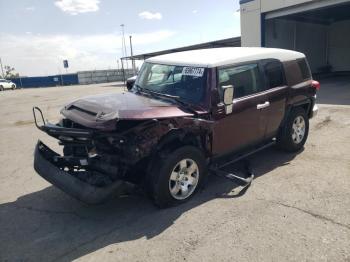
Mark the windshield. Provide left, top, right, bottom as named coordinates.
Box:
left=134, top=62, right=207, bottom=104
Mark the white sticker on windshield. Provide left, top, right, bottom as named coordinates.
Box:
left=182, top=67, right=205, bottom=77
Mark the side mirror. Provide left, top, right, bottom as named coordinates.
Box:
left=222, top=85, right=234, bottom=114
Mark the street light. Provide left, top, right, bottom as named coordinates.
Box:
left=120, top=24, right=128, bottom=70
left=129, top=35, right=136, bottom=74
left=0, top=57, right=5, bottom=78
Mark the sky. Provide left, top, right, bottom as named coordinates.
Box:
left=0, top=0, right=241, bottom=76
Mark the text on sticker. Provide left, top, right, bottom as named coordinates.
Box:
left=182, top=67, right=205, bottom=77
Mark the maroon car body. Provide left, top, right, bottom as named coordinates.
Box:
left=33, top=47, right=319, bottom=206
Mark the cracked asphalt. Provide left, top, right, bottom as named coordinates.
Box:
left=0, top=79, right=349, bottom=262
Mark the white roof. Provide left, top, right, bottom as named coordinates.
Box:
left=146, top=47, right=305, bottom=68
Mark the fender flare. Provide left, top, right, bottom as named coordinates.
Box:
left=283, top=98, right=312, bottom=126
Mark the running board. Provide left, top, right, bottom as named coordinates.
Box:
left=210, top=139, right=276, bottom=187
left=213, top=168, right=254, bottom=186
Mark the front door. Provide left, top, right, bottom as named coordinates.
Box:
left=212, top=63, right=268, bottom=156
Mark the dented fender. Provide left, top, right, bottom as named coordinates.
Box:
left=122, top=116, right=215, bottom=160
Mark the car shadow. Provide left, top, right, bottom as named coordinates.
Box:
left=0, top=147, right=299, bottom=261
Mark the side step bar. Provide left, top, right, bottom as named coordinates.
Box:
left=214, top=167, right=254, bottom=187
left=210, top=140, right=276, bottom=187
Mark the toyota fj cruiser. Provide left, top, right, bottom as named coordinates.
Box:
left=33, top=47, right=319, bottom=207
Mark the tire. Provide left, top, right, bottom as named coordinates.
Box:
left=126, top=82, right=133, bottom=91
left=12, top=85, right=15, bottom=90
left=0, top=85, right=3, bottom=91
left=149, top=146, right=207, bottom=208
left=277, top=107, right=309, bottom=152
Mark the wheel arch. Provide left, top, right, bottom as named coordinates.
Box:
left=293, top=99, right=312, bottom=117
left=284, top=99, right=312, bottom=124
left=156, top=129, right=211, bottom=157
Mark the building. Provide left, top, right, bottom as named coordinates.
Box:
left=240, top=0, right=350, bottom=74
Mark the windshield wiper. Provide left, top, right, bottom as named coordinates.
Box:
left=134, top=84, right=155, bottom=97
left=143, top=88, right=198, bottom=115
left=134, top=84, right=144, bottom=93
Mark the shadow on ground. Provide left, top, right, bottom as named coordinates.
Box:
left=0, top=147, right=299, bottom=261
left=316, top=75, right=350, bottom=105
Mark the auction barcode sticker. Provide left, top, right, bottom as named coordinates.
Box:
left=182, top=67, right=205, bottom=77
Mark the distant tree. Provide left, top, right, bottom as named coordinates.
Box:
left=4, top=65, right=19, bottom=78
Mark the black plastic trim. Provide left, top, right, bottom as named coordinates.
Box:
left=34, top=140, right=126, bottom=204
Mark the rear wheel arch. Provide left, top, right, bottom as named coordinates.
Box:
left=282, top=99, right=312, bottom=128
left=291, top=99, right=312, bottom=117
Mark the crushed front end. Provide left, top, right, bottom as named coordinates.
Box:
left=32, top=107, right=144, bottom=204
left=32, top=92, right=213, bottom=204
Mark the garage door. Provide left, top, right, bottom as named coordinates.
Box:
left=263, top=1, right=350, bottom=74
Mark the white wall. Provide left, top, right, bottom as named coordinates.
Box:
left=240, top=0, right=261, bottom=47
left=328, top=20, right=350, bottom=71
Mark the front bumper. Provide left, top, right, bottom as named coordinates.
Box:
left=310, top=104, right=318, bottom=119
left=34, top=140, right=126, bottom=204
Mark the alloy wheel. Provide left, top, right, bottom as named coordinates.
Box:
left=292, top=116, right=306, bottom=144
left=168, top=159, right=199, bottom=200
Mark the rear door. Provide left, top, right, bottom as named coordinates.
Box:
left=212, top=63, right=269, bottom=155
left=261, top=59, right=288, bottom=139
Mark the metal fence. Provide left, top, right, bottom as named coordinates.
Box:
left=8, top=69, right=134, bottom=88
left=9, top=74, right=79, bottom=88
left=77, top=69, right=134, bottom=85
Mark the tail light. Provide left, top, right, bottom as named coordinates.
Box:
left=311, top=80, right=320, bottom=91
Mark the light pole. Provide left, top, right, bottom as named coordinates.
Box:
left=0, top=57, right=5, bottom=78
left=120, top=24, right=128, bottom=69
left=129, top=35, right=136, bottom=75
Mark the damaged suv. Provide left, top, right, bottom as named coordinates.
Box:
left=33, top=47, right=319, bottom=207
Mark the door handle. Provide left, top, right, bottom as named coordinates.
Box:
left=257, top=101, right=270, bottom=109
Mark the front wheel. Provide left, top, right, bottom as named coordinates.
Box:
left=12, top=85, right=16, bottom=90
left=277, top=108, right=309, bottom=152
left=149, top=146, right=207, bottom=208
left=0, top=85, right=3, bottom=91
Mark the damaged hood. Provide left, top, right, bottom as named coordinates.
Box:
left=61, top=92, right=195, bottom=129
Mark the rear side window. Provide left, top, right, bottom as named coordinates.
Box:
left=218, top=64, right=263, bottom=99
left=263, top=60, right=285, bottom=89
left=297, top=58, right=311, bottom=80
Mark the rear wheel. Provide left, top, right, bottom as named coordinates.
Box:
left=149, top=146, right=207, bottom=208
left=277, top=108, right=309, bottom=152
left=0, top=85, right=3, bottom=91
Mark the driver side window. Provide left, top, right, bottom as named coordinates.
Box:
left=218, top=64, right=263, bottom=100
left=147, top=64, right=173, bottom=85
